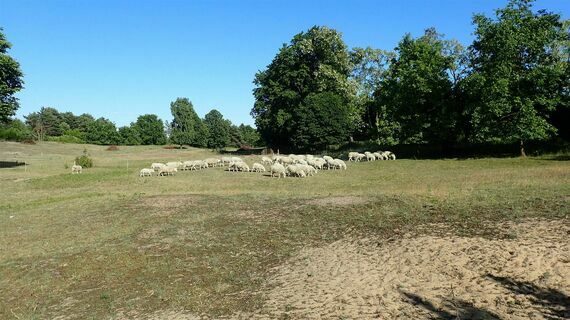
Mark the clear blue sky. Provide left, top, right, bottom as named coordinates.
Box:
left=1, top=0, right=568, bottom=127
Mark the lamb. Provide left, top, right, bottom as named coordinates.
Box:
left=139, top=168, right=153, bottom=177
left=158, top=166, right=177, bottom=176
left=71, top=162, right=82, bottom=174
left=348, top=152, right=359, bottom=161
left=252, top=163, right=266, bottom=173
left=270, top=163, right=286, bottom=178
left=151, top=163, right=166, bottom=171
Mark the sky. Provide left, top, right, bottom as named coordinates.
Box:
left=1, top=0, right=568, bottom=127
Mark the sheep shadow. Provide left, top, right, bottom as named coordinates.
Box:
left=486, top=274, right=570, bottom=319
left=400, top=291, right=502, bottom=320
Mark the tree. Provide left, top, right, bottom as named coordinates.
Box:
left=466, top=0, right=569, bottom=156
left=118, top=125, right=142, bottom=145
left=236, top=124, right=261, bottom=147
left=85, top=117, right=120, bottom=145
left=378, top=28, right=459, bottom=144
left=350, top=47, right=395, bottom=141
left=25, top=107, right=64, bottom=137
left=132, top=114, right=166, bottom=145
left=203, top=109, right=231, bottom=149
left=170, top=97, right=208, bottom=147
left=251, top=26, right=355, bottom=151
left=0, top=28, right=24, bottom=124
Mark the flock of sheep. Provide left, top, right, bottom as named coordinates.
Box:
left=137, top=150, right=396, bottom=179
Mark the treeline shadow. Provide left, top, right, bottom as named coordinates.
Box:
left=486, top=274, right=570, bottom=319
left=0, top=161, right=26, bottom=168
left=401, top=291, right=502, bottom=320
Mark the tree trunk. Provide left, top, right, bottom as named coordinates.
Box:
left=520, top=140, right=526, bottom=157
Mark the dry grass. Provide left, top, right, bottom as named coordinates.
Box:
left=0, top=141, right=568, bottom=319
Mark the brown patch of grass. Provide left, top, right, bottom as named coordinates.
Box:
left=106, top=145, right=119, bottom=151
left=306, top=195, right=369, bottom=207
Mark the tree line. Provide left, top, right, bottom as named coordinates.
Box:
left=0, top=103, right=260, bottom=149
left=251, top=0, right=569, bottom=154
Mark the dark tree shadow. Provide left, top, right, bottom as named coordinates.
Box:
left=401, top=291, right=502, bottom=320
left=0, top=161, right=26, bottom=168
left=486, top=274, right=570, bottom=319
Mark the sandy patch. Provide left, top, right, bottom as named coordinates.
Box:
left=306, top=196, right=368, bottom=207
left=251, top=219, right=570, bottom=319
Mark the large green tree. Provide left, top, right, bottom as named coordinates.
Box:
left=170, top=98, right=208, bottom=147
left=85, top=117, right=120, bottom=145
left=118, top=125, right=142, bottom=145
left=203, top=109, right=231, bottom=149
left=0, top=28, right=24, bottom=124
left=25, top=107, right=64, bottom=137
left=251, top=26, right=355, bottom=151
left=378, top=28, right=460, bottom=144
left=132, top=114, right=166, bottom=145
left=466, top=0, right=569, bottom=155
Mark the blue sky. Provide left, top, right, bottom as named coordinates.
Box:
left=1, top=0, right=568, bottom=127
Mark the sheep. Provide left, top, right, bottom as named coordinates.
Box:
left=308, top=158, right=325, bottom=170
left=221, top=157, right=233, bottom=166
left=139, top=168, right=153, bottom=177
left=151, top=163, right=166, bottom=171
left=270, top=163, right=286, bottom=178
left=205, top=158, right=221, bottom=167
left=280, top=156, right=294, bottom=165
left=158, top=166, right=177, bottom=176
left=252, top=163, right=266, bottom=173
left=286, top=164, right=307, bottom=178
left=364, top=152, right=376, bottom=161
left=261, top=156, right=272, bottom=165
left=333, top=159, right=347, bottom=170
left=231, top=156, right=243, bottom=163
left=71, top=162, right=82, bottom=174
left=297, top=159, right=308, bottom=165
left=348, top=152, right=359, bottom=161
left=381, top=151, right=396, bottom=160
left=166, top=161, right=183, bottom=169
left=229, top=161, right=249, bottom=172
left=298, top=164, right=317, bottom=176
left=355, top=153, right=366, bottom=162
left=373, top=152, right=383, bottom=160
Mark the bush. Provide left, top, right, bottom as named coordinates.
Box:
left=46, top=135, right=85, bottom=144
left=0, top=120, right=32, bottom=141
left=75, top=149, right=93, bottom=168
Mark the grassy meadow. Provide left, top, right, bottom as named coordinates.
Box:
left=0, top=141, right=569, bottom=319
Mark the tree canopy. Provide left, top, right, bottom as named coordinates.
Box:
left=170, top=97, right=208, bottom=147
left=132, top=114, right=166, bottom=145
left=251, top=26, right=355, bottom=151
left=0, top=28, right=24, bottom=124
left=203, top=109, right=231, bottom=149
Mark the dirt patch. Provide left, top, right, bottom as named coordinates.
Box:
left=306, top=196, right=368, bottom=207
left=251, top=219, right=570, bottom=319
left=134, top=194, right=201, bottom=216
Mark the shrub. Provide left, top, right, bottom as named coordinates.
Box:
left=46, top=135, right=85, bottom=144
left=74, top=149, right=93, bottom=168
left=0, top=120, right=32, bottom=141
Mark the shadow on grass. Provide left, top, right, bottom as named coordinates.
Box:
left=0, top=161, right=26, bottom=168
left=536, top=154, right=570, bottom=161
left=486, top=274, right=570, bottom=319
left=401, top=291, right=502, bottom=320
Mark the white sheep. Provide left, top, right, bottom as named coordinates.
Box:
left=252, top=163, right=266, bottom=172
left=139, top=168, right=153, bottom=177
left=333, top=159, right=347, bottom=170
left=231, top=156, right=243, bottom=163
left=355, top=153, right=365, bottom=162
left=71, top=162, right=82, bottom=174
left=286, top=164, right=307, bottom=178
left=151, top=163, right=166, bottom=171
left=270, top=163, right=286, bottom=178
left=364, top=152, right=376, bottom=161
left=348, top=152, right=359, bottom=161
left=205, top=158, right=221, bottom=167
left=261, top=156, right=272, bottom=165
left=373, top=152, right=383, bottom=160
left=166, top=161, right=183, bottom=169
left=298, top=164, right=317, bottom=176
left=221, top=157, right=233, bottom=166
left=159, top=166, right=177, bottom=176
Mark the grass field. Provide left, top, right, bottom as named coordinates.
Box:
left=0, top=141, right=569, bottom=319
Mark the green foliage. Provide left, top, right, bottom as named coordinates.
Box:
left=0, top=29, right=24, bottom=124
left=170, top=97, right=208, bottom=147
left=290, top=92, right=352, bottom=151
left=85, top=117, right=120, bottom=145
left=74, top=149, right=93, bottom=168
left=203, top=109, right=231, bottom=149
left=378, top=28, right=460, bottom=144
left=0, top=119, right=31, bottom=141
left=251, top=26, right=355, bottom=150
left=466, top=0, right=569, bottom=149
left=25, top=107, right=65, bottom=137
left=118, top=126, right=142, bottom=145
left=236, top=124, right=261, bottom=147
left=132, top=114, right=166, bottom=145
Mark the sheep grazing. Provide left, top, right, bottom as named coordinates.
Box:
left=252, top=163, right=266, bottom=173
left=348, top=152, right=359, bottom=161
left=364, top=152, right=376, bottom=161
left=71, top=162, right=82, bottom=174
left=261, top=156, right=272, bottom=165
left=159, top=166, right=177, bottom=176
left=298, top=164, right=317, bottom=176
left=308, top=158, right=325, bottom=170
left=333, top=159, right=347, bottom=170
left=270, top=163, right=286, bottom=178
left=380, top=151, right=396, bottom=160
left=139, top=168, right=153, bottom=177
left=373, top=152, right=383, bottom=160
left=221, top=157, right=233, bottom=166
left=229, top=161, right=249, bottom=172
left=231, top=156, right=243, bottom=163
left=286, top=164, right=307, bottom=178
left=205, top=158, right=221, bottom=168
left=355, top=153, right=365, bottom=162
left=166, top=161, right=183, bottom=169
left=151, top=163, right=166, bottom=171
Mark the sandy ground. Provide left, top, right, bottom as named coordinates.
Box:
left=144, top=219, right=569, bottom=320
